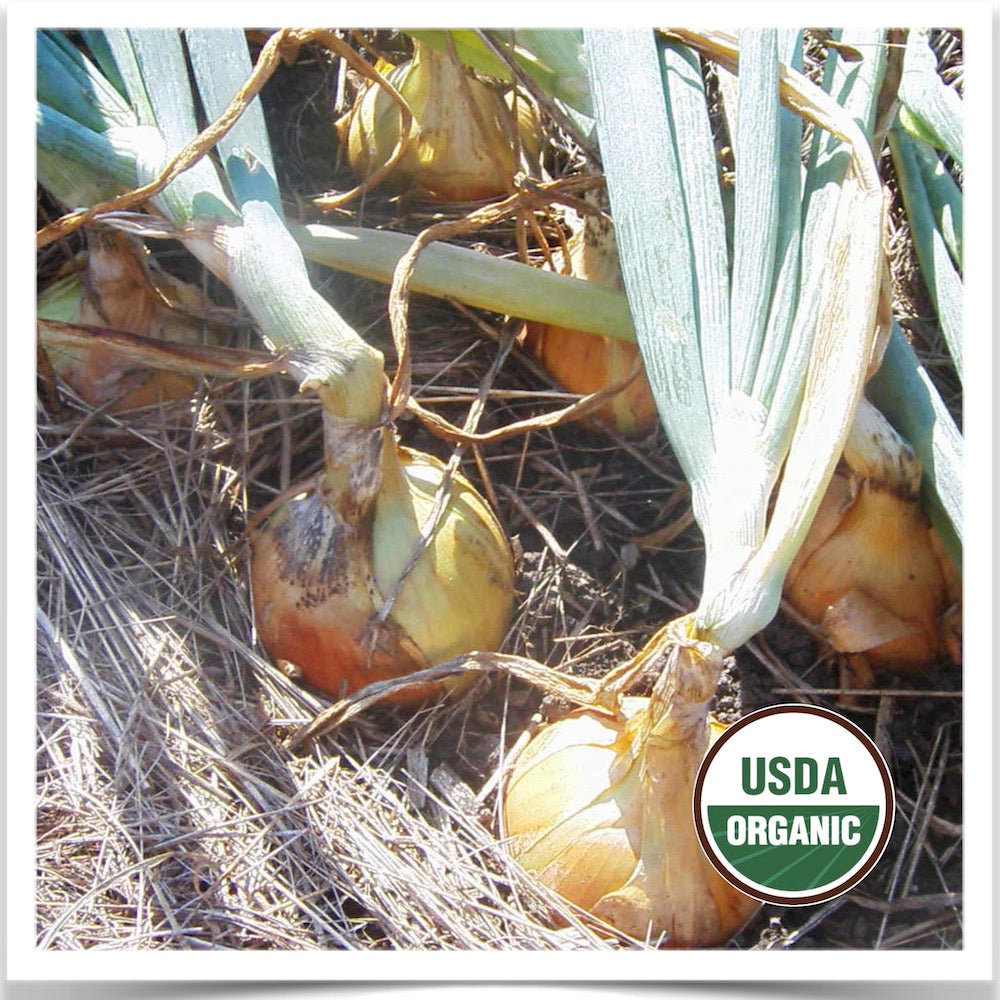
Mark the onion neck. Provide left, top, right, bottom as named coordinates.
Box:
left=642, top=616, right=723, bottom=744
left=316, top=405, right=391, bottom=525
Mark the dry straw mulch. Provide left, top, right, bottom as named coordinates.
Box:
left=35, top=379, right=614, bottom=951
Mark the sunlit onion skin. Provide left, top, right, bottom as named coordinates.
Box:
left=524, top=322, right=658, bottom=437
left=501, top=629, right=760, bottom=947
left=523, top=195, right=658, bottom=437
left=336, top=41, right=522, bottom=203
left=784, top=468, right=959, bottom=672
left=249, top=410, right=516, bottom=704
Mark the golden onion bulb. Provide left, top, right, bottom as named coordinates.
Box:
left=249, top=414, right=516, bottom=704
left=523, top=194, right=659, bottom=437
left=37, top=234, right=214, bottom=410
left=336, top=41, right=528, bottom=202
left=784, top=468, right=959, bottom=671
left=502, top=654, right=759, bottom=947
left=524, top=322, right=658, bottom=438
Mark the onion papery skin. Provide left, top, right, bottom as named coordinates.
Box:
left=38, top=237, right=213, bottom=411
left=523, top=196, right=658, bottom=437
left=501, top=697, right=759, bottom=948
left=784, top=469, right=959, bottom=671
left=249, top=419, right=515, bottom=704
left=523, top=322, right=658, bottom=437
left=336, top=42, right=521, bottom=203
left=373, top=446, right=516, bottom=669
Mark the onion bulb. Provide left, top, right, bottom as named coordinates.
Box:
left=249, top=403, right=516, bottom=704
left=784, top=398, right=961, bottom=675
left=335, top=40, right=533, bottom=202
left=523, top=191, right=658, bottom=436
left=37, top=233, right=216, bottom=410
left=501, top=623, right=760, bottom=947
left=784, top=469, right=959, bottom=672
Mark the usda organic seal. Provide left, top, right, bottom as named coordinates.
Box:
left=693, top=704, right=894, bottom=905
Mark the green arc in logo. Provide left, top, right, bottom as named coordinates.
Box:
left=707, top=805, right=881, bottom=891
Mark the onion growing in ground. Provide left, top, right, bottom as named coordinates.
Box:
left=37, top=233, right=218, bottom=410
left=784, top=397, right=962, bottom=685
left=335, top=39, right=536, bottom=202
left=213, top=200, right=518, bottom=705
left=248, top=400, right=516, bottom=704
left=522, top=188, right=659, bottom=436
left=496, top=25, right=890, bottom=946
left=500, top=620, right=760, bottom=947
